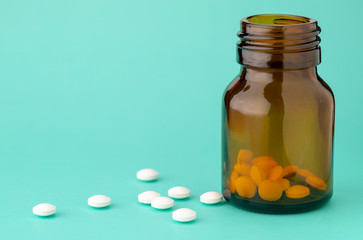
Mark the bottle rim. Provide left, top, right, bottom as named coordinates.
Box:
left=242, top=14, right=317, bottom=27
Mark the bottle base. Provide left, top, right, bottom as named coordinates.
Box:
left=225, top=192, right=332, bottom=214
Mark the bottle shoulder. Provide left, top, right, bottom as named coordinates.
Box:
left=223, top=70, right=335, bottom=116
left=316, top=74, right=335, bottom=103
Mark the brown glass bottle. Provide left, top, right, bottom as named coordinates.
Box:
left=222, top=14, right=335, bottom=214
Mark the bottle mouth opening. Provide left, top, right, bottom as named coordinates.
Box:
left=245, top=14, right=315, bottom=26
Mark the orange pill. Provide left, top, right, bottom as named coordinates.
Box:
left=279, top=179, right=290, bottom=191
left=257, top=165, right=277, bottom=178
left=297, top=169, right=314, bottom=180
left=282, top=165, right=298, bottom=178
left=235, top=176, right=257, bottom=198
left=306, top=175, right=327, bottom=191
left=254, top=158, right=278, bottom=174
left=229, top=170, right=239, bottom=193
left=268, top=165, right=283, bottom=180
left=234, top=163, right=251, bottom=176
left=250, top=165, right=266, bottom=186
left=258, top=180, right=283, bottom=201
left=237, top=149, right=253, bottom=164
left=285, top=185, right=310, bottom=199
left=252, top=156, right=276, bottom=165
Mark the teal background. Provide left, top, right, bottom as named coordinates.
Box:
left=0, top=0, right=362, bottom=239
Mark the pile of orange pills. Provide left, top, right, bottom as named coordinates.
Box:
left=228, top=149, right=327, bottom=202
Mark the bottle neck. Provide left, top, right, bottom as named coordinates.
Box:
left=241, top=66, right=318, bottom=82
left=237, top=48, right=321, bottom=69
left=237, top=14, right=321, bottom=69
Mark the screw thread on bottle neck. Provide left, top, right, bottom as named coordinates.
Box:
left=237, top=14, right=321, bottom=69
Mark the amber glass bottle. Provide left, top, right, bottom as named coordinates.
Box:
left=222, top=14, right=335, bottom=214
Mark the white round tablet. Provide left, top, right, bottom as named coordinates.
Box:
left=172, top=208, right=196, bottom=222
left=200, top=191, right=223, bottom=204
left=33, top=203, right=56, bottom=217
left=151, top=196, right=174, bottom=210
left=168, top=186, right=191, bottom=199
left=137, top=169, right=159, bottom=181
left=138, top=191, right=161, bottom=204
left=88, top=195, right=111, bottom=208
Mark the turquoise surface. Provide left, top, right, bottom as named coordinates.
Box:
left=0, top=0, right=362, bottom=239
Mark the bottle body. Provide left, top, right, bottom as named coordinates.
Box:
left=222, top=67, right=334, bottom=213
left=222, top=14, right=335, bottom=213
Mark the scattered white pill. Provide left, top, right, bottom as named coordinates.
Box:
left=33, top=203, right=56, bottom=217
left=200, top=191, right=223, bottom=204
left=151, top=197, right=174, bottom=210
left=137, top=169, right=159, bottom=181
left=168, top=186, right=191, bottom=199
left=88, top=195, right=111, bottom=208
left=138, top=191, right=161, bottom=204
left=172, top=208, right=196, bottom=222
